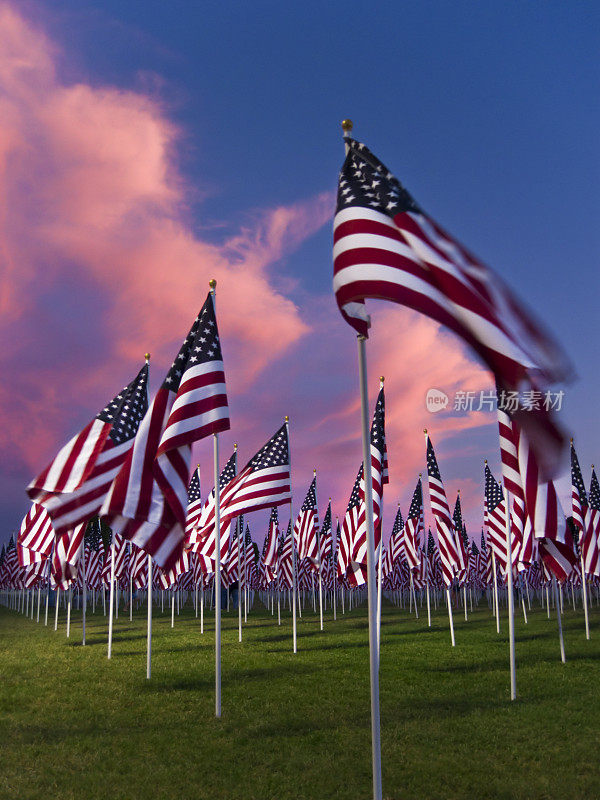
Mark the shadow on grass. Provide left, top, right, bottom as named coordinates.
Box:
left=146, top=662, right=320, bottom=693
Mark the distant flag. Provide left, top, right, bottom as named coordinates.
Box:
left=403, top=479, right=423, bottom=572
left=190, top=449, right=237, bottom=568
left=452, top=493, right=469, bottom=581
left=262, top=507, right=280, bottom=570
left=571, top=442, right=599, bottom=577
left=319, top=502, right=333, bottom=564
left=102, top=292, right=230, bottom=570
left=425, top=434, right=458, bottom=586
left=28, top=363, right=149, bottom=535
left=202, top=424, right=291, bottom=530
left=184, top=466, right=202, bottom=543
left=587, top=468, right=600, bottom=577
left=294, top=476, right=319, bottom=561
left=341, top=385, right=388, bottom=586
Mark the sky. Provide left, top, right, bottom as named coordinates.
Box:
left=1, top=0, right=598, bottom=551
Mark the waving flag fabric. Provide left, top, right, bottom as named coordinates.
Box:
left=403, top=479, right=423, bottom=572
left=294, top=477, right=319, bottom=561
left=28, top=364, right=149, bottom=535
left=102, top=292, right=229, bottom=570
left=425, top=435, right=458, bottom=587
left=190, top=450, right=237, bottom=569
left=18, top=504, right=54, bottom=565
left=203, top=424, right=291, bottom=529
left=334, top=136, right=572, bottom=477
left=587, top=468, right=600, bottom=577
left=571, top=442, right=599, bottom=576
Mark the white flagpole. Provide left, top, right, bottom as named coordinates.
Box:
left=66, top=586, right=72, bottom=638
left=81, top=538, right=87, bottom=646
left=426, top=580, right=431, bottom=628
left=356, top=332, right=383, bottom=800
left=286, top=416, right=297, bottom=654
left=580, top=552, right=590, bottom=640
left=552, top=576, right=566, bottom=663
left=146, top=554, right=152, bottom=679
left=107, top=537, right=116, bottom=659
left=445, top=587, right=455, bottom=647
left=238, top=518, right=243, bottom=643
left=504, top=489, right=516, bottom=700
left=210, top=278, right=223, bottom=718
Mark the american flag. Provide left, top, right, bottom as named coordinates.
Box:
left=348, top=386, right=389, bottom=585
left=318, top=502, right=332, bottom=564
left=497, top=407, right=533, bottom=570
left=52, top=522, right=86, bottom=587
left=262, top=507, right=280, bottom=570
left=333, top=136, right=572, bottom=477
left=484, top=462, right=517, bottom=575
left=2, top=538, right=20, bottom=588
left=404, top=479, right=423, bottom=572
left=452, top=493, right=469, bottom=582
left=28, top=364, right=149, bottom=536
left=337, top=465, right=362, bottom=582
left=587, top=468, right=600, bottom=577
left=571, top=442, right=599, bottom=576
left=184, top=466, right=202, bottom=543
left=204, top=424, right=291, bottom=529
left=425, top=434, right=458, bottom=587
left=102, top=292, right=230, bottom=570
left=382, top=505, right=403, bottom=579
left=294, top=476, right=319, bottom=561
left=17, top=503, right=54, bottom=566
left=278, top=521, right=294, bottom=588
left=191, top=450, right=237, bottom=567
left=84, top=519, right=104, bottom=589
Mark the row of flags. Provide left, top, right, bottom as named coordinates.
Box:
left=4, top=131, right=594, bottom=616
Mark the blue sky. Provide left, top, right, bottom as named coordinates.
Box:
left=1, top=0, right=598, bottom=548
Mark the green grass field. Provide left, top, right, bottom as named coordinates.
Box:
left=1, top=594, right=598, bottom=800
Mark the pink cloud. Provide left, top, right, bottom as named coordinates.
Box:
left=0, top=4, right=332, bottom=481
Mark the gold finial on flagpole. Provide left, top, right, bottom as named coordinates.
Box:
left=234, top=443, right=237, bottom=451
left=341, top=119, right=353, bottom=133
left=209, top=278, right=217, bottom=291
left=423, top=428, right=428, bottom=434
left=570, top=437, right=573, bottom=443
left=285, top=415, right=289, bottom=423
left=313, top=468, right=317, bottom=476
left=144, top=353, right=151, bottom=363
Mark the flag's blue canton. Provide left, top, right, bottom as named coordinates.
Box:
left=218, top=452, right=237, bottom=491
left=392, top=506, right=404, bottom=535
left=346, top=465, right=363, bottom=512
left=97, top=363, right=149, bottom=445
left=269, top=507, right=279, bottom=526
left=462, top=523, right=469, bottom=548
left=370, top=389, right=386, bottom=448
left=480, top=531, right=487, bottom=553
left=590, top=470, right=600, bottom=511
left=85, top=518, right=102, bottom=551
left=426, top=438, right=443, bottom=481
left=320, top=503, right=332, bottom=536
left=163, top=293, right=223, bottom=391
left=453, top=494, right=463, bottom=531
left=245, top=527, right=252, bottom=547
left=187, top=470, right=202, bottom=504
left=427, top=531, right=436, bottom=556
left=249, top=425, right=289, bottom=471
left=407, top=481, right=422, bottom=519
left=570, top=444, right=588, bottom=505
left=301, top=478, right=317, bottom=512
left=337, top=137, right=421, bottom=217
left=471, top=540, right=480, bottom=555
left=484, top=464, right=504, bottom=514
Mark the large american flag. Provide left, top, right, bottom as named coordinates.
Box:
left=333, top=136, right=572, bottom=477
left=571, top=441, right=599, bottom=577
left=204, top=424, right=291, bottom=528
left=425, top=434, right=458, bottom=587
left=101, top=292, right=230, bottom=570
left=28, top=364, right=149, bottom=536
left=294, top=476, right=319, bottom=561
